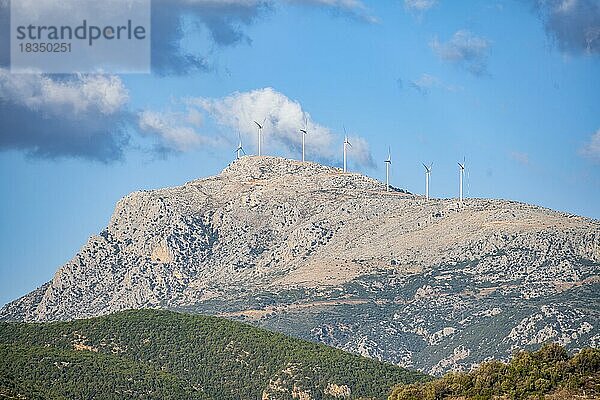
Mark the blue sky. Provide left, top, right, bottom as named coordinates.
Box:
left=1, top=0, right=599, bottom=307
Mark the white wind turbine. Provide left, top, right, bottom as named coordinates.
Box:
left=423, top=162, right=432, bottom=200
left=253, top=118, right=266, bottom=156
left=235, top=132, right=246, bottom=160
left=299, top=113, right=308, bottom=162
left=458, top=157, right=465, bottom=203
left=384, top=147, right=392, bottom=192
left=343, top=127, right=352, bottom=173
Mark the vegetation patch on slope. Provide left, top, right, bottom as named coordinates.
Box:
left=0, top=309, right=427, bottom=400
left=389, top=343, right=599, bottom=400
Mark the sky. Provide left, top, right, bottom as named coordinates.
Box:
left=0, top=0, right=599, bottom=307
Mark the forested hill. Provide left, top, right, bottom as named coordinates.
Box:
left=0, top=309, right=427, bottom=400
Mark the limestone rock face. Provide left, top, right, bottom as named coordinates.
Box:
left=2, top=156, right=599, bottom=375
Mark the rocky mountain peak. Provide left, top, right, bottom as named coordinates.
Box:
left=217, top=155, right=390, bottom=192
left=1, top=156, right=598, bottom=375
left=220, top=156, right=338, bottom=179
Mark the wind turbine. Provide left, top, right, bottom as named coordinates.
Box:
left=423, top=163, right=432, bottom=200
left=253, top=118, right=265, bottom=156
left=299, top=113, right=308, bottom=162
left=343, top=127, right=352, bottom=173
left=235, top=132, right=246, bottom=160
left=458, top=157, right=465, bottom=203
left=384, top=147, right=392, bottom=192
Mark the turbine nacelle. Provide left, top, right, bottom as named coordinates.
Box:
left=299, top=112, right=309, bottom=162
left=343, top=125, right=352, bottom=147
left=300, top=113, right=308, bottom=136
left=384, top=147, right=392, bottom=192
left=235, top=132, right=246, bottom=159
left=458, top=157, right=465, bottom=203
left=342, top=127, right=352, bottom=172
left=253, top=117, right=266, bottom=156
left=423, top=162, right=432, bottom=200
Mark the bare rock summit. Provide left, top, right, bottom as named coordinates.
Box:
left=2, top=156, right=599, bottom=375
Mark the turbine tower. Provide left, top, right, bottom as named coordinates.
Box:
left=235, top=132, right=246, bottom=160
left=253, top=119, right=265, bottom=156
left=458, top=157, right=465, bottom=203
left=423, top=163, right=432, bottom=200
left=300, top=113, right=308, bottom=162
left=343, top=127, right=352, bottom=173
left=384, top=147, right=392, bottom=192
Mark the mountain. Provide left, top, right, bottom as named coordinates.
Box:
left=0, top=309, right=427, bottom=399
left=2, top=156, right=599, bottom=375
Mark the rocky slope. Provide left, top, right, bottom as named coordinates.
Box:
left=2, top=156, right=599, bottom=375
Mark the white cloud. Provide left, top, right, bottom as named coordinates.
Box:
left=0, top=69, right=130, bottom=161
left=509, top=151, right=531, bottom=166
left=343, top=134, right=373, bottom=168
left=430, top=30, right=491, bottom=76
left=529, top=0, right=600, bottom=55
left=0, top=0, right=266, bottom=75
left=410, top=74, right=438, bottom=95
left=581, top=129, right=600, bottom=162
left=409, top=73, right=461, bottom=95
left=0, top=70, right=128, bottom=116
left=287, top=0, right=379, bottom=23
left=1, top=0, right=381, bottom=75
left=138, top=110, right=205, bottom=153
left=404, top=0, right=437, bottom=12
left=188, top=87, right=374, bottom=167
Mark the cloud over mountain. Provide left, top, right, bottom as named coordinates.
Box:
left=529, top=0, right=600, bottom=56
left=150, top=0, right=270, bottom=75
left=138, top=109, right=209, bottom=154
left=430, top=30, right=491, bottom=76
left=404, top=0, right=437, bottom=12
left=287, top=0, right=378, bottom=23
left=409, top=73, right=461, bottom=95
left=0, top=0, right=380, bottom=163
left=189, top=87, right=374, bottom=167
left=581, top=129, right=600, bottom=162
left=0, top=70, right=131, bottom=162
